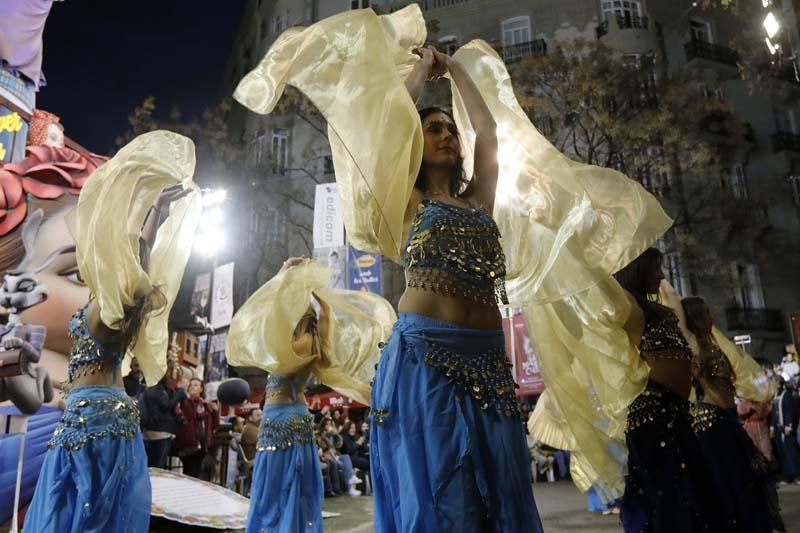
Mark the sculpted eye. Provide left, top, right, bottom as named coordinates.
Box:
left=59, top=269, right=85, bottom=286
left=17, top=279, right=37, bottom=292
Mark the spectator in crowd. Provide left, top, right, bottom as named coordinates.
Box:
left=140, top=358, right=187, bottom=469
left=772, top=378, right=800, bottom=484
left=320, top=417, right=361, bottom=496
left=240, top=408, right=262, bottom=462
left=360, top=420, right=370, bottom=444
left=781, top=346, right=799, bottom=383
left=309, top=396, right=323, bottom=423
left=317, top=433, right=344, bottom=496
left=341, top=421, right=369, bottom=472
left=123, top=357, right=146, bottom=398
left=173, top=378, right=218, bottom=478
left=332, top=409, right=343, bottom=428
left=739, top=398, right=774, bottom=463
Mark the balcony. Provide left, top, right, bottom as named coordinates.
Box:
left=771, top=131, right=800, bottom=153
left=685, top=39, right=739, bottom=67
left=726, top=308, right=785, bottom=332
left=596, top=14, right=650, bottom=38
left=501, top=39, right=548, bottom=65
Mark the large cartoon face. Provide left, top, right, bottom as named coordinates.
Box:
left=16, top=205, right=90, bottom=385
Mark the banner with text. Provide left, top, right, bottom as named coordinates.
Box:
left=313, top=183, right=345, bottom=249
left=502, top=313, right=545, bottom=397
left=210, top=262, right=235, bottom=330
left=346, top=246, right=382, bottom=294
left=312, top=246, right=347, bottom=289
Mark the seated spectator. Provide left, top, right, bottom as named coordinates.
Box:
left=123, top=357, right=146, bottom=398
left=241, top=408, right=262, bottom=462
left=320, top=417, right=361, bottom=496
left=341, top=421, right=369, bottom=472
left=317, top=433, right=343, bottom=496
left=360, top=420, right=370, bottom=444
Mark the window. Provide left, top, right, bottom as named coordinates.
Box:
left=273, top=14, right=287, bottom=34
left=351, top=0, right=369, bottom=8
left=249, top=210, right=263, bottom=246
left=702, top=85, right=724, bottom=100
left=533, top=115, right=554, bottom=136
left=730, top=262, right=765, bottom=309
left=690, top=18, right=713, bottom=43
left=790, top=174, right=800, bottom=207
left=249, top=133, right=270, bottom=167
left=323, top=155, right=334, bottom=174
left=601, top=1, right=641, bottom=20
left=775, top=109, right=795, bottom=133
left=272, top=128, right=289, bottom=175
left=665, top=252, right=690, bottom=297
left=721, top=165, right=748, bottom=199
left=501, top=16, right=531, bottom=46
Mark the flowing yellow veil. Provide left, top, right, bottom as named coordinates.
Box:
left=69, top=131, right=203, bottom=385
left=226, top=260, right=396, bottom=406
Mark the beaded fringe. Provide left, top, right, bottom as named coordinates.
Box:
left=424, top=344, right=522, bottom=419
left=256, top=415, right=315, bottom=451
left=48, top=396, right=140, bottom=451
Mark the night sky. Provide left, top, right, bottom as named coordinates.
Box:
left=36, top=0, right=246, bottom=154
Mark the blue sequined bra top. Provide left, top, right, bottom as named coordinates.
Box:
left=66, top=303, right=124, bottom=387
left=403, top=199, right=508, bottom=306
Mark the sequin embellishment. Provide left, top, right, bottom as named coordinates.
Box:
left=65, top=304, right=123, bottom=388
left=695, top=345, right=736, bottom=394
left=626, top=383, right=690, bottom=434
left=256, top=415, right=316, bottom=451
left=403, top=200, right=508, bottom=306
left=424, top=344, right=522, bottom=418
left=639, top=304, right=693, bottom=362
left=48, top=396, right=140, bottom=451
left=691, top=403, right=726, bottom=433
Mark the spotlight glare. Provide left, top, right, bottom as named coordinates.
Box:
left=763, top=12, right=780, bottom=39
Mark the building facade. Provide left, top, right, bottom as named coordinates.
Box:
left=222, top=0, right=800, bottom=360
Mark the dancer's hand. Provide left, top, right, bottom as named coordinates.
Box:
left=431, top=48, right=456, bottom=72
left=280, top=257, right=306, bottom=272
left=156, top=183, right=192, bottom=211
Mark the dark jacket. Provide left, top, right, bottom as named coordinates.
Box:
left=342, top=434, right=368, bottom=458
left=140, top=381, right=187, bottom=434
left=123, top=373, right=145, bottom=398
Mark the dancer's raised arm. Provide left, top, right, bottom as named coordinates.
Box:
left=434, top=49, right=498, bottom=211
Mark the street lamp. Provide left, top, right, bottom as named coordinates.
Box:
left=194, top=189, right=227, bottom=257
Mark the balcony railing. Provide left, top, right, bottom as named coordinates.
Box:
left=596, top=14, right=650, bottom=38
left=726, top=308, right=785, bottom=332
left=771, top=131, right=800, bottom=153
left=420, top=0, right=470, bottom=10
left=502, top=39, right=548, bottom=65
left=685, top=39, right=739, bottom=67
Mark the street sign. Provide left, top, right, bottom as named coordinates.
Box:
left=734, top=335, right=752, bottom=345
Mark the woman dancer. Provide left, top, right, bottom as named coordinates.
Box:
left=682, top=296, right=775, bottom=532
left=226, top=258, right=395, bottom=532
left=24, top=131, right=202, bottom=532
left=363, top=47, right=542, bottom=531
left=614, top=249, right=721, bottom=532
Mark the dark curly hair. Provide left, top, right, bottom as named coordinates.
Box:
left=416, top=107, right=471, bottom=197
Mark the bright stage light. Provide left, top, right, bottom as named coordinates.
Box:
left=194, top=229, right=226, bottom=257
left=763, top=12, right=780, bottom=39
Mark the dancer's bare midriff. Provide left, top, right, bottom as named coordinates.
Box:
left=398, top=287, right=502, bottom=330
left=643, top=356, right=692, bottom=399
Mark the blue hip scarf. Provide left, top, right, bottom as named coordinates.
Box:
left=24, top=386, right=150, bottom=533
left=246, top=401, right=322, bottom=533
left=370, top=313, right=542, bottom=533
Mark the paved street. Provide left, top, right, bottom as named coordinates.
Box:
left=145, top=479, right=800, bottom=532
